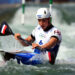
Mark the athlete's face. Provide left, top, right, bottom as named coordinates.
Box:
left=38, top=18, right=51, bottom=31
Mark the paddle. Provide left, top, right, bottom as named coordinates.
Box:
left=0, top=21, right=14, bottom=36
left=0, top=21, right=46, bottom=52
left=0, top=21, right=32, bottom=45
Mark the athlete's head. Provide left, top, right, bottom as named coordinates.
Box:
left=36, top=8, right=51, bottom=31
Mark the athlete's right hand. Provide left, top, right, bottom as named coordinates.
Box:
left=14, top=33, right=21, bottom=40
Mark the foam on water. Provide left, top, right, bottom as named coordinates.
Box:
left=0, top=35, right=24, bottom=52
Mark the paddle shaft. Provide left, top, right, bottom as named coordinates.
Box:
left=11, top=32, right=32, bottom=45
left=11, top=32, right=47, bottom=51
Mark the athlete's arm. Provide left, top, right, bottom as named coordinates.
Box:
left=32, top=37, right=58, bottom=50
left=25, top=35, right=35, bottom=45
left=41, top=37, right=58, bottom=49
left=14, top=33, right=34, bottom=46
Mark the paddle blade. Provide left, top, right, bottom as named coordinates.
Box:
left=0, top=21, right=14, bottom=36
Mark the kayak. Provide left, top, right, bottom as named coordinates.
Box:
left=0, top=48, right=49, bottom=65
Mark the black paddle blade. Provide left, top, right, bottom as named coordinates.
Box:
left=0, top=21, right=14, bottom=36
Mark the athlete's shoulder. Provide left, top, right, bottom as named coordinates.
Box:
left=51, top=26, right=59, bottom=30
left=51, top=26, right=61, bottom=33
left=50, top=26, right=62, bottom=42
left=36, top=25, right=41, bottom=30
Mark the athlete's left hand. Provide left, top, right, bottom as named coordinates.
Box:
left=32, top=43, right=40, bottom=49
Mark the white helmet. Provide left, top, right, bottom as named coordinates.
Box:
left=36, top=8, right=51, bottom=19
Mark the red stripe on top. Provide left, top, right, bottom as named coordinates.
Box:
left=2, top=25, right=7, bottom=34
left=48, top=52, right=51, bottom=62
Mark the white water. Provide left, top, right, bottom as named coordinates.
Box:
left=51, top=8, right=75, bottom=63
left=0, top=5, right=75, bottom=64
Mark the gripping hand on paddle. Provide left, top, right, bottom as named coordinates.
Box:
left=14, top=33, right=29, bottom=46
left=14, top=33, right=21, bottom=40
left=32, top=43, right=40, bottom=49
left=14, top=33, right=34, bottom=46
left=32, top=43, right=44, bottom=51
